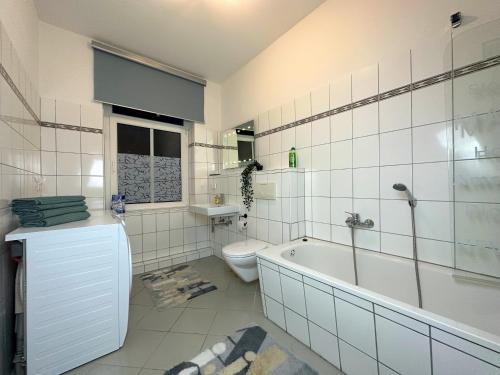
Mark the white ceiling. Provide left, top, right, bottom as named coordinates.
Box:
left=34, top=0, right=325, bottom=82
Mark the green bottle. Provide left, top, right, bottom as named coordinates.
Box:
left=288, top=147, right=297, bottom=168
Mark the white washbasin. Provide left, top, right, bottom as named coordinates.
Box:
left=189, top=203, right=239, bottom=217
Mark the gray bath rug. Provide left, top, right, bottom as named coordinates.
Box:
left=165, top=324, right=318, bottom=375
left=141, top=264, right=217, bottom=309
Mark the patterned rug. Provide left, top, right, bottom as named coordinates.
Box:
left=141, top=265, right=217, bottom=309
left=165, top=324, right=318, bottom=375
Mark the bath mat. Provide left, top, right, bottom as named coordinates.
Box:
left=141, top=265, right=217, bottom=309
left=165, top=324, right=318, bottom=375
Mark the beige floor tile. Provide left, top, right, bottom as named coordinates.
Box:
left=130, top=288, right=154, bottom=306
left=137, top=308, right=184, bottom=331
left=206, top=274, right=231, bottom=291
left=128, top=305, right=151, bottom=330
left=138, top=370, right=164, bottom=375
left=254, top=293, right=264, bottom=312
left=209, top=310, right=263, bottom=335
left=64, top=363, right=141, bottom=375
left=220, top=291, right=256, bottom=311
left=97, top=330, right=165, bottom=368
left=144, top=332, right=205, bottom=370
left=171, top=308, right=217, bottom=334
left=187, top=289, right=225, bottom=309
left=130, top=278, right=144, bottom=298
left=226, top=279, right=259, bottom=294
left=68, top=255, right=340, bottom=374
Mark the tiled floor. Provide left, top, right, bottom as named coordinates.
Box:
left=66, top=256, right=342, bottom=374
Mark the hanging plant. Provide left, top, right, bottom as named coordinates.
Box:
left=241, top=161, right=263, bottom=211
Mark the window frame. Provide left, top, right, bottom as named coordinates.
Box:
left=110, top=113, right=188, bottom=210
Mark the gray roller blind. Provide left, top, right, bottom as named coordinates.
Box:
left=93, top=48, right=205, bottom=122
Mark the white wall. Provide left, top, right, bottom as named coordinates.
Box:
left=221, top=0, right=500, bottom=128
left=38, top=21, right=94, bottom=105
left=38, top=21, right=222, bottom=133
left=0, top=0, right=39, bottom=86
left=204, top=81, right=222, bottom=133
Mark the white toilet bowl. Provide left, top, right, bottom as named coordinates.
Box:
left=222, top=239, right=269, bottom=282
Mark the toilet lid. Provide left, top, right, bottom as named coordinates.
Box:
left=222, top=239, right=268, bottom=257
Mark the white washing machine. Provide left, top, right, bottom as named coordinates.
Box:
left=6, top=211, right=131, bottom=375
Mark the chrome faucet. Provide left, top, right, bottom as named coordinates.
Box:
left=345, top=212, right=374, bottom=229
left=345, top=211, right=375, bottom=287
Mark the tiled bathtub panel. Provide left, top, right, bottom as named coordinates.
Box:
left=431, top=328, right=500, bottom=368
left=284, top=307, right=310, bottom=346
left=374, top=304, right=429, bottom=335
left=379, top=364, right=399, bottom=375
left=338, top=340, right=378, bottom=375
left=257, top=264, right=267, bottom=316
left=280, top=273, right=307, bottom=316
left=304, top=283, right=337, bottom=334
left=308, top=321, right=341, bottom=368
left=431, top=340, right=500, bottom=375
left=260, top=264, right=283, bottom=302
left=257, top=255, right=500, bottom=375
left=376, top=315, right=432, bottom=375
left=335, top=297, right=377, bottom=358
left=265, top=295, right=286, bottom=330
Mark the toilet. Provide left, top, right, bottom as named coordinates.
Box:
left=222, top=239, right=269, bottom=282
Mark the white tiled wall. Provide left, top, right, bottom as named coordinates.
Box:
left=124, top=208, right=212, bottom=274
left=208, top=169, right=305, bottom=257
left=40, top=97, right=105, bottom=210
left=253, top=64, right=455, bottom=266
left=247, top=19, right=500, bottom=280
left=189, top=123, right=219, bottom=205
left=0, top=21, right=41, bottom=375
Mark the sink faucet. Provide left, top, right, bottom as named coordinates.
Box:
left=345, top=211, right=374, bottom=229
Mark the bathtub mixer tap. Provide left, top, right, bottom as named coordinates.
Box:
left=344, top=212, right=374, bottom=229
left=344, top=212, right=375, bottom=287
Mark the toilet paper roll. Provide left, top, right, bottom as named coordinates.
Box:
left=238, top=221, right=247, bottom=231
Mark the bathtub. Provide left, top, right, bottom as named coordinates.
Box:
left=256, top=238, right=500, bottom=375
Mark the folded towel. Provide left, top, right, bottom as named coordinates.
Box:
left=13, top=201, right=87, bottom=214
left=19, top=205, right=88, bottom=221
left=21, top=211, right=91, bottom=227
left=12, top=195, right=85, bottom=207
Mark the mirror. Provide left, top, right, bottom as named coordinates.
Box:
left=221, top=120, right=255, bottom=169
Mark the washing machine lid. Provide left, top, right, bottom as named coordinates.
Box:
left=223, top=239, right=268, bottom=257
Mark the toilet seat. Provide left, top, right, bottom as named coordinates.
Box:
left=222, top=240, right=269, bottom=282
left=222, top=239, right=268, bottom=258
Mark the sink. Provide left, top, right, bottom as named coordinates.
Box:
left=189, top=203, right=239, bottom=217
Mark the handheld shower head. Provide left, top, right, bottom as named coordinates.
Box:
left=392, top=183, right=407, bottom=192
left=392, top=183, right=417, bottom=207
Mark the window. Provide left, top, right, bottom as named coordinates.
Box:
left=110, top=114, right=188, bottom=209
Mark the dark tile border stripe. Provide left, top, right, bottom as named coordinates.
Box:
left=0, top=115, right=38, bottom=127
left=1, top=61, right=103, bottom=134
left=188, top=142, right=237, bottom=150
left=0, top=63, right=40, bottom=123
left=41, top=121, right=103, bottom=134
left=255, top=55, right=500, bottom=138
left=454, top=55, right=500, bottom=78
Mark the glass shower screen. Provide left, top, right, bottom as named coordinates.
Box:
left=452, top=18, right=500, bottom=278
